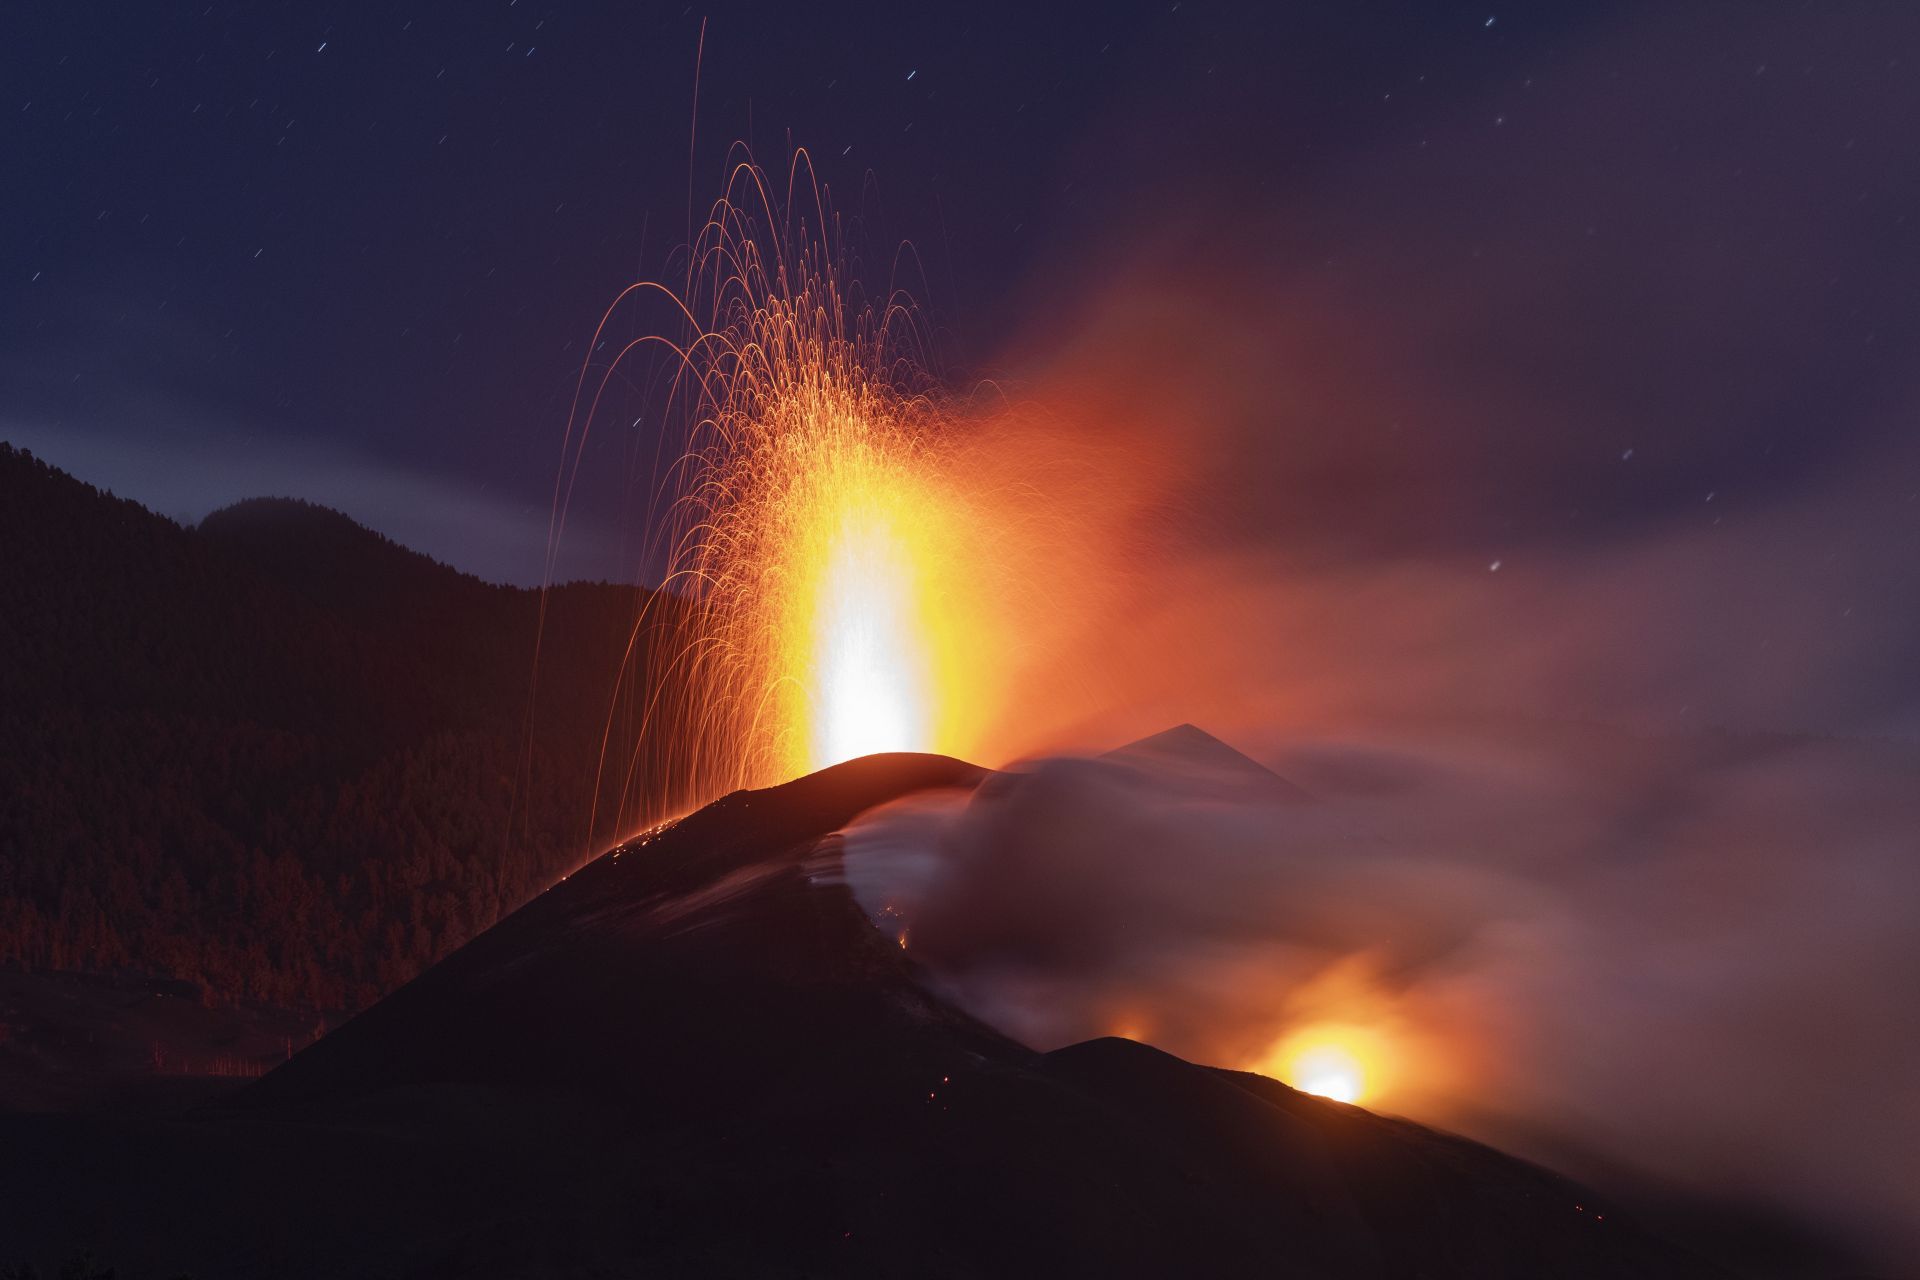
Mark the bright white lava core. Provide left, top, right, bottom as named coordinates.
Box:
left=1261, top=1020, right=1388, bottom=1107
left=809, top=509, right=928, bottom=769
left=1293, top=1046, right=1364, bottom=1103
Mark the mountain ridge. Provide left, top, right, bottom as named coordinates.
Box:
left=0, top=443, right=664, bottom=1015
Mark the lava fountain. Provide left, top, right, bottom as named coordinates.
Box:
left=553, top=147, right=988, bottom=824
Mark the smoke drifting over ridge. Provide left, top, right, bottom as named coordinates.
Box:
left=845, top=727, right=1920, bottom=1271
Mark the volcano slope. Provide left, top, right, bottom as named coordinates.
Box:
left=0, top=751, right=1726, bottom=1278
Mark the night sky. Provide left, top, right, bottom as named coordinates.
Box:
left=7, top=2, right=1918, bottom=621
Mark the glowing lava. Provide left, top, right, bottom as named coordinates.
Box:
left=687, top=356, right=969, bottom=788
left=755, top=412, right=966, bottom=777
left=1290, top=1045, right=1365, bottom=1103
left=809, top=504, right=928, bottom=767
left=1265, top=1023, right=1390, bottom=1106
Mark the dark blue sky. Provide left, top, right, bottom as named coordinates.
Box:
left=5, top=1, right=1918, bottom=606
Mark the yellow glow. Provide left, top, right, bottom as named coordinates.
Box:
left=679, top=356, right=976, bottom=787
left=742, top=398, right=970, bottom=779
left=813, top=512, right=915, bottom=761
left=1263, top=1022, right=1391, bottom=1106
left=808, top=503, right=926, bottom=765
left=1291, top=1045, right=1364, bottom=1102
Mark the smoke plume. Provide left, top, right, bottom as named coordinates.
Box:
left=845, top=725, right=1920, bottom=1271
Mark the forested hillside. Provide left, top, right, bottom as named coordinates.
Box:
left=0, top=444, right=674, bottom=1012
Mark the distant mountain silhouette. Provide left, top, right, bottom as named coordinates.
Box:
left=0, top=444, right=673, bottom=1015
left=198, top=495, right=491, bottom=618
left=1105, top=722, right=1313, bottom=799
left=0, top=752, right=1731, bottom=1277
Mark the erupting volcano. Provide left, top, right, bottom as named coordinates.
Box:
left=8, top=4, right=1916, bottom=1275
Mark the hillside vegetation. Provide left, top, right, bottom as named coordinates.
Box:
left=0, top=444, right=674, bottom=1011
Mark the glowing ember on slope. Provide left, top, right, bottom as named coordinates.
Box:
left=1262, top=1022, right=1392, bottom=1106
left=1288, top=1044, right=1365, bottom=1103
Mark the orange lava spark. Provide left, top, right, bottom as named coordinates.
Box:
left=556, top=146, right=996, bottom=824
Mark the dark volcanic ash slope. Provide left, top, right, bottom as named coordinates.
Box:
left=2, top=752, right=1727, bottom=1278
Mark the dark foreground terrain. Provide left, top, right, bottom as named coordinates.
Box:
left=1, top=752, right=1737, bottom=1278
